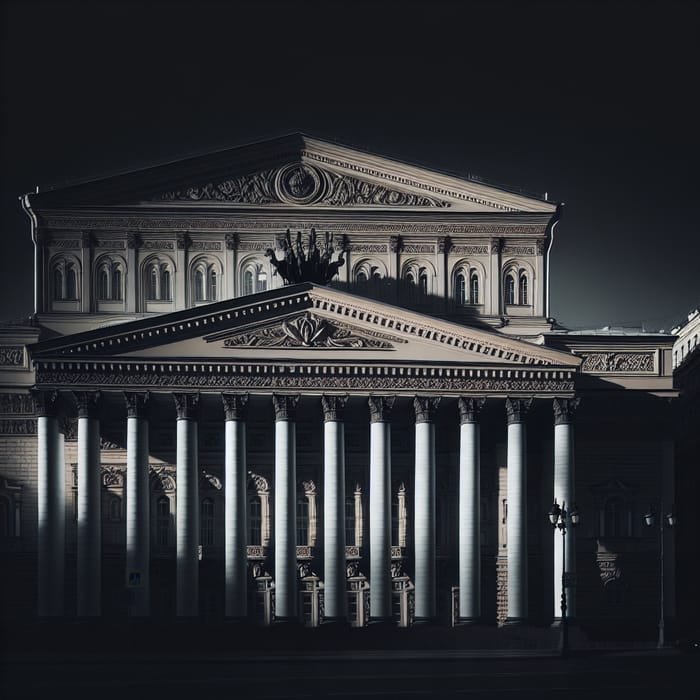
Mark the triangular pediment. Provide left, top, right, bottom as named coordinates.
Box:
left=30, top=283, right=580, bottom=376
left=26, top=134, right=556, bottom=214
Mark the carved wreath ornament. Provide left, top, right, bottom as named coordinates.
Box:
left=223, top=312, right=394, bottom=349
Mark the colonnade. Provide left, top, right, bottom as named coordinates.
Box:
left=35, top=390, right=577, bottom=624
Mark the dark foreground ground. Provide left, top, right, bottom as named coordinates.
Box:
left=1, top=623, right=698, bottom=700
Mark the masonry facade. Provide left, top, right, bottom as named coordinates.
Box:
left=0, top=134, right=680, bottom=636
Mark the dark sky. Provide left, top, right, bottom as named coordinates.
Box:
left=2, top=0, right=698, bottom=331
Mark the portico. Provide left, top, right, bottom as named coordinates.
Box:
left=30, top=283, right=581, bottom=625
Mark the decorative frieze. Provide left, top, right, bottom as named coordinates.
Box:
left=0, top=393, right=34, bottom=415
left=50, top=239, right=82, bottom=249
left=237, top=241, right=274, bottom=251
left=35, top=364, right=575, bottom=394
left=0, top=418, right=37, bottom=435
left=74, top=391, right=100, bottom=419
left=451, top=245, right=489, bottom=255
left=124, top=392, right=149, bottom=418
left=580, top=352, right=655, bottom=373
left=102, top=465, right=125, bottom=487
left=349, top=244, right=388, bottom=253
left=502, top=245, right=535, bottom=256
left=190, top=241, right=222, bottom=251
left=142, top=240, right=174, bottom=250
left=95, top=239, right=126, bottom=249
left=403, top=244, right=435, bottom=254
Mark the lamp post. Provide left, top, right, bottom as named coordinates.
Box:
left=548, top=500, right=579, bottom=657
left=643, top=502, right=676, bottom=649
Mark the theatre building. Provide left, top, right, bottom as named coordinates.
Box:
left=0, top=134, right=681, bottom=638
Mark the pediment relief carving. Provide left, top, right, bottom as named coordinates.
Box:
left=213, top=312, right=403, bottom=350
left=153, top=162, right=450, bottom=208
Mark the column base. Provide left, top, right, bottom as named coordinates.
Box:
left=412, top=616, right=439, bottom=626
left=503, top=617, right=528, bottom=626
left=456, top=616, right=483, bottom=626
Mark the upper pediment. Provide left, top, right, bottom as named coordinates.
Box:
left=26, top=134, right=557, bottom=214
left=29, top=284, right=579, bottom=396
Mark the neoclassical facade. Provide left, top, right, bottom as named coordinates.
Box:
left=0, top=134, right=681, bottom=637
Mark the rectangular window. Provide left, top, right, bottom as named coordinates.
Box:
left=201, top=499, right=214, bottom=546
left=297, top=498, right=309, bottom=545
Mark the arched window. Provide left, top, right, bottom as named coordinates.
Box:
left=194, top=268, right=205, bottom=302
left=97, top=268, right=110, bottom=300
left=243, top=269, right=254, bottom=296
left=356, top=271, right=368, bottom=284
left=418, top=270, right=428, bottom=296
left=66, top=267, right=77, bottom=300
left=161, top=269, right=171, bottom=301
left=156, top=496, right=170, bottom=546
left=256, top=269, right=267, bottom=292
left=470, top=272, right=479, bottom=305
left=208, top=270, right=217, bottom=302
left=201, top=498, right=214, bottom=546
left=147, top=265, right=159, bottom=300
left=456, top=273, right=466, bottom=306
left=53, top=269, right=64, bottom=300
left=505, top=274, right=515, bottom=305
left=297, top=496, right=309, bottom=546
left=519, top=274, right=528, bottom=305
left=112, top=268, right=122, bottom=300
left=405, top=271, right=415, bottom=303
left=248, top=495, right=262, bottom=545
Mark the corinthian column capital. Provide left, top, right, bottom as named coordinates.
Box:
left=505, top=397, right=533, bottom=425
left=553, top=397, right=580, bottom=425
left=272, top=393, right=300, bottom=421
left=414, top=396, right=441, bottom=423
left=368, top=395, right=395, bottom=423
left=124, top=392, right=150, bottom=419
left=321, top=394, right=349, bottom=422
left=458, top=397, right=486, bottom=424
left=173, top=392, right=199, bottom=421
left=74, top=391, right=100, bottom=419
left=222, top=393, right=249, bottom=421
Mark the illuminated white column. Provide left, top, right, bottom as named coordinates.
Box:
left=369, top=395, right=394, bottom=622
left=273, top=393, right=300, bottom=622
left=36, top=390, right=64, bottom=619
left=553, top=398, right=579, bottom=621
left=125, top=392, right=150, bottom=618
left=223, top=393, right=248, bottom=620
left=75, top=391, right=101, bottom=618
left=174, top=392, right=199, bottom=619
left=414, top=396, right=440, bottom=623
left=505, top=397, right=532, bottom=624
left=322, top=394, right=349, bottom=622
left=458, top=397, right=485, bottom=623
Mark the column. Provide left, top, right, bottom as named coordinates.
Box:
left=458, top=397, right=486, bottom=623
left=222, top=393, right=248, bottom=620
left=125, top=392, right=150, bottom=618
left=414, top=396, right=440, bottom=623
left=174, top=392, right=199, bottom=619
left=553, top=398, right=579, bottom=621
left=75, top=391, right=101, bottom=618
left=273, top=393, right=300, bottom=622
left=322, top=394, right=349, bottom=623
left=368, top=395, right=395, bottom=622
left=505, top=397, right=532, bottom=624
left=35, top=390, right=64, bottom=619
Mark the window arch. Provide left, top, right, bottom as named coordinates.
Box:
left=240, top=258, right=268, bottom=297
left=401, top=259, right=434, bottom=301
left=455, top=273, right=466, bottom=306
left=297, top=496, right=310, bottom=546
left=470, top=272, right=479, bottom=305
left=50, top=256, right=81, bottom=301
left=95, top=256, right=125, bottom=302
left=191, top=257, right=221, bottom=304
left=142, top=257, right=174, bottom=303
left=452, top=260, right=484, bottom=307
left=248, top=495, right=262, bottom=545
left=156, top=496, right=170, bottom=546
left=353, top=259, right=388, bottom=288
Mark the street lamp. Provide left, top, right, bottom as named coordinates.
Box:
left=548, top=500, right=579, bottom=657
left=643, top=502, right=675, bottom=648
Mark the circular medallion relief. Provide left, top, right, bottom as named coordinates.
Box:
left=275, top=163, right=325, bottom=204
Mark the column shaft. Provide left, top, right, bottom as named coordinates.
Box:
left=126, top=402, right=150, bottom=617
left=324, top=419, right=346, bottom=620
left=414, top=420, right=436, bottom=620
left=553, top=422, right=575, bottom=619
left=37, top=413, right=65, bottom=618
left=369, top=395, right=394, bottom=622
left=77, top=414, right=101, bottom=618
left=224, top=396, right=248, bottom=619
left=274, top=418, right=297, bottom=620
left=459, top=420, right=480, bottom=621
